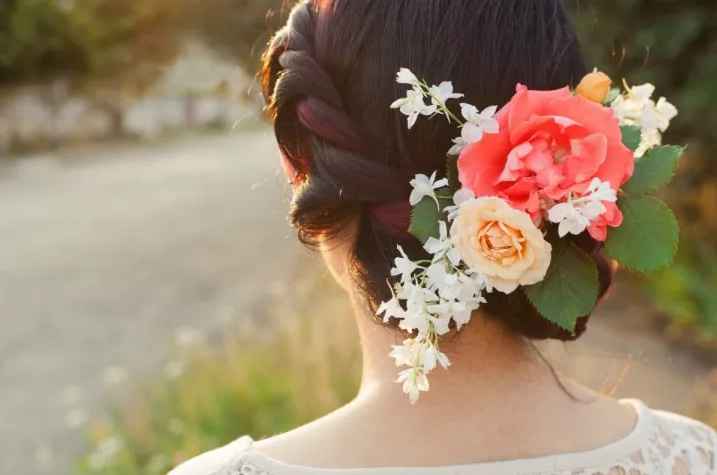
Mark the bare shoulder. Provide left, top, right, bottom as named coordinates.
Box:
left=168, top=436, right=252, bottom=475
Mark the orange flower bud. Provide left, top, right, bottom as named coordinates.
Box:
left=576, top=70, right=612, bottom=103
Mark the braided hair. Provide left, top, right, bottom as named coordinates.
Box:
left=261, top=0, right=612, bottom=341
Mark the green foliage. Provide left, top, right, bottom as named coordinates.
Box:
left=605, top=195, right=679, bottom=272
left=569, top=1, right=717, bottom=158
left=624, top=146, right=684, bottom=195
left=620, top=125, right=642, bottom=152
left=647, top=242, right=717, bottom=342
left=0, top=0, right=186, bottom=86
left=524, top=239, right=599, bottom=332
left=409, top=196, right=441, bottom=243
left=408, top=190, right=452, bottom=243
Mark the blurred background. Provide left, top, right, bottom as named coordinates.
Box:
left=0, top=1, right=715, bottom=474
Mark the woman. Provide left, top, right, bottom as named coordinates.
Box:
left=172, top=1, right=716, bottom=473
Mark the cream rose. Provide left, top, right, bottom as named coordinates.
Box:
left=450, top=197, right=552, bottom=293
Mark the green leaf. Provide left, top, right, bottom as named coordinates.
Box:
left=623, top=145, right=684, bottom=195
left=605, top=195, right=679, bottom=272
left=408, top=196, right=441, bottom=243
left=621, top=125, right=642, bottom=152
left=523, top=240, right=599, bottom=332
left=604, top=87, right=621, bottom=105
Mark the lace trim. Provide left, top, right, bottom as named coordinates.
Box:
left=221, top=403, right=716, bottom=475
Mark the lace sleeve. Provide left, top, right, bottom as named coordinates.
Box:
left=649, top=411, right=716, bottom=475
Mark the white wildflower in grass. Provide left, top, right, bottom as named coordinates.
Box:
left=409, top=171, right=449, bottom=206
left=548, top=178, right=618, bottom=237
left=611, top=81, right=678, bottom=157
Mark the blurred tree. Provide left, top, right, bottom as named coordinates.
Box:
left=0, top=0, right=188, bottom=89
left=186, top=0, right=286, bottom=72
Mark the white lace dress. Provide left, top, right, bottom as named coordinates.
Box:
left=169, top=400, right=716, bottom=475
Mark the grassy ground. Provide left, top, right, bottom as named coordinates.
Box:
left=75, top=268, right=361, bottom=475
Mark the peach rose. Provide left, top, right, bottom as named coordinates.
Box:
left=451, top=197, right=551, bottom=293
left=457, top=84, right=634, bottom=241
left=576, top=70, right=612, bottom=103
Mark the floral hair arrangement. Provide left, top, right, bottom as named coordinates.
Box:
left=381, top=68, right=683, bottom=403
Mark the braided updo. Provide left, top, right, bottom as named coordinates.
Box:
left=261, top=0, right=613, bottom=341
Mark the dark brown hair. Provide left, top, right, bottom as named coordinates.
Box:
left=261, top=0, right=612, bottom=341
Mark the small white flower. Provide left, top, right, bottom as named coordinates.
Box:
left=447, top=136, right=468, bottom=156
left=548, top=201, right=592, bottom=237
left=547, top=178, right=617, bottom=237
left=377, top=296, right=407, bottom=323
left=611, top=82, right=678, bottom=157
left=423, top=344, right=451, bottom=370
left=586, top=177, right=616, bottom=201
left=390, top=245, right=418, bottom=283
left=396, top=67, right=420, bottom=86
left=409, top=171, right=449, bottom=206
left=428, top=81, right=464, bottom=108
left=459, top=103, right=499, bottom=143
left=397, top=368, right=429, bottom=404
left=391, top=86, right=437, bottom=129
left=424, top=221, right=460, bottom=266
left=444, top=188, right=476, bottom=221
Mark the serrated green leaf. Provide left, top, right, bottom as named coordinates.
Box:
left=408, top=196, right=441, bottom=243
left=523, top=240, right=599, bottom=332
left=621, top=125, right=642, bottom=152
left=605, top=195, right=679, bottom=272
left=623, top=145, right=684, bottom=195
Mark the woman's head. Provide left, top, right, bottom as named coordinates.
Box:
left=261, top=0, right=612, bottom=341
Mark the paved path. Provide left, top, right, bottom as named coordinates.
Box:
left=0, top=130, right=303, bottom=474
left=0, top=130, right=711, bottom=474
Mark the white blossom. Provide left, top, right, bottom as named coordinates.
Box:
left=423, top=221, right=460, bottom=266
left=397, top=368, right=430, bottom=404
left=444, top=188, right=476, bottom=221
left=428, top=81, right=464, bottom=108
left=390, top=245, right=418, bottom=283
left=448, top=104, right=499, bottom=155
left=547, top=178, right=617, bottom=237
left=611, top=82, right=678, bottom=157
left=409, top=171, right=449, bottom=206
left=390, top=86, right=437, bottom=129
left=377, top=296, right=407, bottom=323
left=395, top=67, right=420, bottom=86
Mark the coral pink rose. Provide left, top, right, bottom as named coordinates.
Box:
left=458, top=84, right=634, bottom=241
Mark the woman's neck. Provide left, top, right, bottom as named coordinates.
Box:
left=351, top=292, right=559, bottom=411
